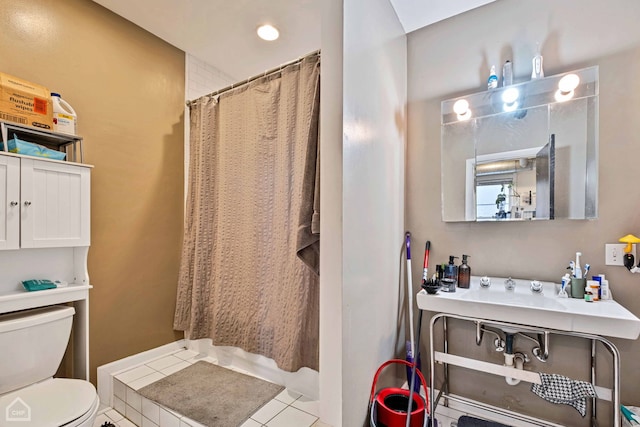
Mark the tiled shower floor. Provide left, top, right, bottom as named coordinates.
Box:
left=93, top=348, right=330, bottom=427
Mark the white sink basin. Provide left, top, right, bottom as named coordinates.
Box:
left=416, top=276, right=640, bottom=339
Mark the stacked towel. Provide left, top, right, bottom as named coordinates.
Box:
left=531, top=373, right=596, bottom=417
left=22, top=279, right=57, bottom=292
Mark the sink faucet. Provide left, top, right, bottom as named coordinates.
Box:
left=530, top=280, right=543, bottom=294
left=480, top=276, right=491, bottom=288
left=504, top=277, right=516, bottom=291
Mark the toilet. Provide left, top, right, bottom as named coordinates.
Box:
left=0, top=305, right=99, bottom=426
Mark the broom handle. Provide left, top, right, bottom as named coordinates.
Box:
left=405, top=233, right=415, bottom=359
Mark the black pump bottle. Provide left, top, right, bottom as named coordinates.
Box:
left=444, top=256, right=458, bottom=278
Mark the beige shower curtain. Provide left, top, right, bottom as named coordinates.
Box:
left=174, top=54, right=320, bottom=372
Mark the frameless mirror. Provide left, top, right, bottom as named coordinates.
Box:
left=441, top=66, right=598, bottom=222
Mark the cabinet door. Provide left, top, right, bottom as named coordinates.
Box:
left=0, top=155, right=20, bottom=250
left=20, top=159, right=90, bottom=248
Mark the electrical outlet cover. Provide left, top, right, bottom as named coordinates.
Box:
left=606, top=243, right=637, bottom=266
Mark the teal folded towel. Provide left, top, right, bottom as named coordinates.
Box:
left=22, top=279, right=57, bottom=291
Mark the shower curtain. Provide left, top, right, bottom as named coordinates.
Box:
left=174, top=54, right=320, bottom=372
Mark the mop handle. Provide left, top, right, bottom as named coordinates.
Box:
left=405, top=232, right=415, bottom=364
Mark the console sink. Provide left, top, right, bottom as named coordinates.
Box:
left=416, top=276, right=640, bottom=339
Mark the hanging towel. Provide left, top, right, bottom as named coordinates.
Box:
left=295, top=59, right=321, bottom=276
left=531, top=373, right=597, bottom=417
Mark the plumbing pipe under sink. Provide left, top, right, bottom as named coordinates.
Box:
left=503, top=332, right=525, bottom=385
left=504, top=352, right=526, bottom=385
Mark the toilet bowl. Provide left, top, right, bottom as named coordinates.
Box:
left=0, top=306, right=99, bottom=426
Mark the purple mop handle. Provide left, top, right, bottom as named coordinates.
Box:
left=405, top=232, right=411, bottom=260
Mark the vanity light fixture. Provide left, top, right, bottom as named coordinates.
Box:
left=257, top=24, right=280, bottom=41
left=555, top=73, right=580, bottom=102
left=502, top=87, right=520, bottom=112
left=453, top=99, right=472, bottom=121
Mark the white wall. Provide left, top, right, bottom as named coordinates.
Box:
left=322, top=0, right=408, bottom=425
left=319, top=0, right=344, bottom=424
left=185, top=54, right=236, bottom=101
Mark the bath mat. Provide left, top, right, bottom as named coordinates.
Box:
left=138, top=361, right=284, bottom=426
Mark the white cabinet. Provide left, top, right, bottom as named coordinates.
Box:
left=0, top=153, right=90, bottom=250
left=0, top=155, right=19, bottom=250
left=0, top=148, right=92, bottom=381
left=21, top=158, right=91, bottom=248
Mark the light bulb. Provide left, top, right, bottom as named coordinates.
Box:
left=501, top=87, right=519, bottom=104
left=257, top=24, right=279, bottom=41
left=558, top=73, right=580, bottom=93
left=453, top=99, right=469, bottom=115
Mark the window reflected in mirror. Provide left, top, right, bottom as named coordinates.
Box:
left=441, top=66, right=598, bottom=222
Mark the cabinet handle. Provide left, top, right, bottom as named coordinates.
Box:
left=24, top=201, right=31, bottom=206
left=10, top=201, right=18, bottom=206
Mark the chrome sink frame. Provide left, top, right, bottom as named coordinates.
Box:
left=426, top=312, right=621, bottom=427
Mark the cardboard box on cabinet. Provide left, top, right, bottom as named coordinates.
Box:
left=0, top=72, right=53, bottom=130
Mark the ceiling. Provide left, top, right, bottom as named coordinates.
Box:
left=91, top=0, right=494, bottom=82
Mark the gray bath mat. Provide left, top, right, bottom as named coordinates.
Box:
left=138, top=361, right=284, bottom=426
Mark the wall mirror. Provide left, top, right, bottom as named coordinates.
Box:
left=441, top=66, right=598, bottom=222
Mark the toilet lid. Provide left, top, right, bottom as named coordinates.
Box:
left=0, top=378, right=97, bottom=426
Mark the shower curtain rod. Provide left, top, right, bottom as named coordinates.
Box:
left=187, top=49, right=320, bottom=105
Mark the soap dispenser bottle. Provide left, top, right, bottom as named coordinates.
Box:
left=458, top=255, right=471, bottom=288
left=443, top=256, right=459, bottom=292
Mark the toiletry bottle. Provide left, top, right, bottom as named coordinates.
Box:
left=599, top=274, right=610, bottom=300
left=531, top=43, right=544, bottom=79
left=600, top=279, right=610, bottom=300
left=592, top=275, right=602, bottom=299
left=487, top=65, right=498, bottom=89
left=502, top=60, right=513, bottom=86
left=587, top=280, right=600, bottom=301
left=458, top=255, right=471, bottom=288
left=443, top=256, right=459, bottom=292
left=559, top=273, right=570, bottom=297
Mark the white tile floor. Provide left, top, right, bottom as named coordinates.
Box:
left=93, top=349, right=331, bottom=427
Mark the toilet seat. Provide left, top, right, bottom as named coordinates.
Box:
left=0, top=378, right=99, bottom=426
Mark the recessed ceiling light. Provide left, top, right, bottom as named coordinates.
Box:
left=257, top=24, right=279, bottom=41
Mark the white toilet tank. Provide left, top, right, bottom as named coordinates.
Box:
left=0, top=305, right=74, bottom=395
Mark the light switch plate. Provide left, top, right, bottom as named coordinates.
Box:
left=605, top=243, right=636, bottom=266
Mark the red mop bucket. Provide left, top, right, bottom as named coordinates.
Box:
left=369, top=359, right=429, bottom=427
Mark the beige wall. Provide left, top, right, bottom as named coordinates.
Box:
left=0, top=0, right=185, bottom=383
left=407, top=0, right=640, bottom=424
